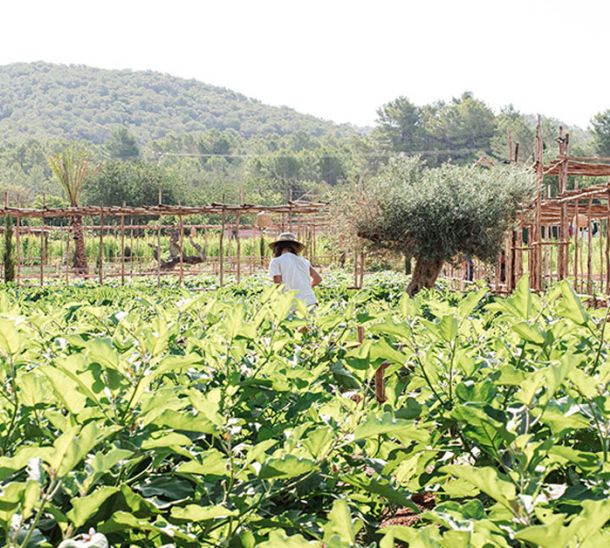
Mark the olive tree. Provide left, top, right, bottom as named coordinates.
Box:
left=343, top=157, right=534, bottom=296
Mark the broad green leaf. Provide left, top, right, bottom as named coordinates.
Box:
left=513, top=321, right=545, bottom=345
left=515, top=499, right=610, bottom=547
left=67, top=486, right=120, bottom=527
left=87, top=337, right=122, bottom=372
left=38, top=365, right=87, bottom=414
left=303, top=426, right=334, bottom=460
left=441, top=465, right=516, bottom=510
left=176, top=449, right=228, bottom=477
left=98, top=511, right=194, bottom=542
left=170, top=504, right=237, bottom=522
left=141, top=432, right=193, bottom=450
left=151, top=409, right=217, bottom=434
left=259, top=455, right=316, bottom=480
left=0, top=318, right=24, bottom=357
left=557, top=280, right=589, bottom=325
left=323, top=499, right=356, bottom=546
left=47, top=422, right=109, bottom=477
left=259, top=530, right=319, bottom=547
left=438, top=315, right=458, bottom=342
left=354, top=412, right=413, bottom=440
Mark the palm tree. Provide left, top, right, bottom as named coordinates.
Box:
left=47, top=146, right=91, bottom=274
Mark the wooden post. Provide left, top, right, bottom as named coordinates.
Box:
left=219, top=208, right=226, bottom=286
left=312, top=224, right=317, bottom=266
left=559, top=132, right=570, bottom=279
left=235, top=212, right=241, bottom=284
left=599, top=216, right=604, bottom=294
left=129, top=218, right=135, bottom=276
left=606, top=190, right=610, bottom=294
left=15, top=216, right=21, bottom=287
left=156, top=221, right=162, bottom=288
left=120, top=211, right=125, bottom=286
left=39, top=224, right=44, bottom=286
left=532, top=117, right=544, bottom=291
left=574, top=199, right=580, bottom=290
left=98, top=214, right=104, bottom=284
left=587, top=199, right=593, bottom=294
left=65, top=222, right=70, bottom=285
left=157, top=190, right=162, bottom=288
left=178, top=214, right=184, bottom=287
left=39, top=195, right=46, bottom=287
left=375, top=364, right=388, bottom=404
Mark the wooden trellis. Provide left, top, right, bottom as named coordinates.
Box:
left=0, top=199, right=336, bottom=287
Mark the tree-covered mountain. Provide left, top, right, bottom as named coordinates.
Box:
left=0, top=62, right=356, bottom=143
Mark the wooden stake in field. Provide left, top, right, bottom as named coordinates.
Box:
left=65, top=222, right=71, bottom=285
left=120, top=211, right=126, bottom=286
left=15, top=216, right=21, bottom=287
left=587, top=198, right=593, bottom=294
left=178, top=213, right=184, bottom=287
left=157, top=189, right=162, bottom=288
left=39, top=195, right=46, bottom=287
left=532, top=116, right=544, bottom=291
left=98, top=214, right=104, bottom=284
left=219, top=207, right=226, bottom=287
left=235, top=212, right=241, bottom=284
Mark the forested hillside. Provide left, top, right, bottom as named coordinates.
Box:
left=2, top=62, right=610, bottom=209
left=0, top=62, right=355, bottom=142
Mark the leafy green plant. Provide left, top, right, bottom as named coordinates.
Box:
left=1, top=275, right=610, bottom=546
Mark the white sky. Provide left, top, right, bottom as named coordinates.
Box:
left=1, top=0, right=607, bottom=128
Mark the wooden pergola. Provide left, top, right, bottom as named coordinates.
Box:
left=0, top=198, right=339, bottom=287
left=505, top=121, right=610, bottom=296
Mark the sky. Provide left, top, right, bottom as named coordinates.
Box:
left=1, top=0, right=608, bottom=128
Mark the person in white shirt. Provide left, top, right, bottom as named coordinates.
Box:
left=268, top=232, right=322, bottom=307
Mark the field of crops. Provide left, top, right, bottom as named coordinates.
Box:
left=1, top=272, right=610, bottom=547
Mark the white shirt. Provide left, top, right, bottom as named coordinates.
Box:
left=268, top=253, right=317, bottom=306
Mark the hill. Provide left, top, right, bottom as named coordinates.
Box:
left=0, top=62, right=356, bottom=143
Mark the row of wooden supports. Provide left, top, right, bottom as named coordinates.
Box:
left=524, top=120, right=610, bottom=295
left=2, top=195, right=334, bottom=287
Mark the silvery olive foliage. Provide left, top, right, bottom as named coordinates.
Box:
left=345, top=156, right=535, bottom=264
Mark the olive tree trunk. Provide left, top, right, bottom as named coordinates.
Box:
left=71, top=216, right=89, bottom=274
left=406, top=257, right=444, bottom=297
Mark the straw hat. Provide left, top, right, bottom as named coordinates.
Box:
left=269, top=232, right=305, bottom=252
